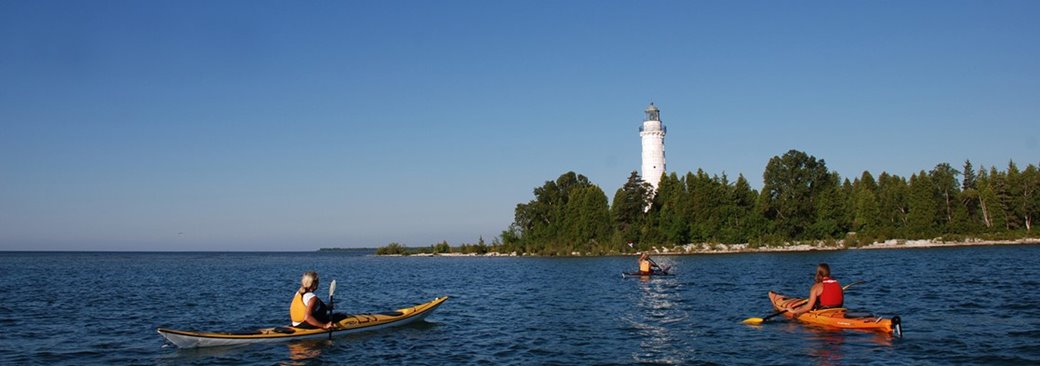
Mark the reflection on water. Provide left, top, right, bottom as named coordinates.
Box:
left=806, top=329, right=846, bottom=366
left=628, top=276, right=691, bottom=364
left=284, top=340, right=325, bottom=365
left=786, top=320, right=896, bottom=366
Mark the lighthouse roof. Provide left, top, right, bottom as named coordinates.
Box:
left=645, top=103, right=659, bottom=112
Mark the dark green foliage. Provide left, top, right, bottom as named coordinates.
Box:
left=930, top=163, right=961, bottom=231
left=1005, top=162, right=1026, bottom=231
left=432, top=241, right=452, bottom=254
left=852, top=172, right=881, bottom=235
left=492, top=151, right=1037, bottom=255
left=1023, top=164, right=1039, bottom=232
left=962, top=160, right=976, bottom=191
left=907, top=171, right=939, bottom=237
left=959, top=161, right=983, bottom=232
left=876, top=172, right=909, bottom=238
left=722, top=174, right=764, bottom=243
left=375, top=242, right=407, bottom=255
left=987, top=166, right=1011, bottom=231
left=611, top=171, right=653, bottom=250
left=505, top=171, right=614, bottom=255
left=761, top=150, right=836, bottom=239
left=687, top=170, right=723, bottom=242
left=562, top=185, right=612, bottom=250
left=650, top=172, right=689, bottom=245
left=809, top=174, right=848, bottom=239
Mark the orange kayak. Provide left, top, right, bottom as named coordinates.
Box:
left=768, top=291, right=901, bottom=336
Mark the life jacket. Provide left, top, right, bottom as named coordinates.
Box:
left=290, top=292, right=329, bottom=326
left=639, top=259, right=651, bottom=274
left=817, top=277, right=844, bottom=309
left=290, top=292, right=309, bottom=325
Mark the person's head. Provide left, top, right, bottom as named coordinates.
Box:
left=298, top=271, right=319, bottom=294
left=640, top=252, right=649, bottom=260
left=814, top=263, right=831, bottom=283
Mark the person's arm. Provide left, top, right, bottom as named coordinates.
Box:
left=648, top=258, right=661, bottom=269
left=787, top=284, right=820, bottom=316
left=304, top=296, right=333, bottom=329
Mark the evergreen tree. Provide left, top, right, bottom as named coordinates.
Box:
left=684, top=170, right=729, bottom=242
left=853, top=171, right=881, bottom=234
left=876, top=172, right=909, bottom=238
left=810, top=174, right=849, bottom=239
left=977, top=168, right=1002, bottom=230
left=907, top=171, right=938, bottom=238
left=511, top=171, right=595, bottom=253
left=930, top=163, right=961, bottom=232
left=991, top=165, right=1013, bottom=231
left=653, top=172, right=689, bottom=245
left=562, top=185, right=612, bottom=252
left=729, top=174, right=765, bottom=242
left=962, top=160, right=977, bottom=191
left=1006, top=161, right=1025, bottom=231
left=1024, top=163, right=1039, bottom=232
left=612, top=171, right=652, bottom=249
left=960, top=161, right=982, bottom=229
left=685, top=170, right=710, bottom=242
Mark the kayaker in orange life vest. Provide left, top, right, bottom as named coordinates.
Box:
left=784, top=263, right=844, bottom=316
left=638, top=252, right=657, bottom=275
left=289, top=271, right=345, bottom=329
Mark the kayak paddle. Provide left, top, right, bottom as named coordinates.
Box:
left=742, top=300, right=806, bottom=325
left=328, top=279, right=337, bottom=339
left=648, top=258, right=670, bottom=274
left=741, top=280, right=865, bottom=325
left=842, top=280, right=864, bottom=291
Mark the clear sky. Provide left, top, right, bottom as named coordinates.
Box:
left=1, top=1, right=1038, bottom=251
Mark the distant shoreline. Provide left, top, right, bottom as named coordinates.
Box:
left=378, top=238, right=1040, bottom=257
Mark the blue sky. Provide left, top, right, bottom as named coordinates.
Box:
left=1, top=1, right=1038, bottom=251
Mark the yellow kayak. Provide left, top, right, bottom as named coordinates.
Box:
left=158, top=296, right=448, bottom=348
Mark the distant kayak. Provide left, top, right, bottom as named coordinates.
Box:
left=768, top=291, right=901, bottom=336
left=158, top=296, right=447, bottom=348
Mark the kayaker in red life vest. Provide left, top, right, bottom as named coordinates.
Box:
left=785, top=263, right=844, bottom=316
left=289, top=271, right=344, bottom=329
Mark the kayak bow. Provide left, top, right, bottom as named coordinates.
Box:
left=158, top=296, right=448, bottom=348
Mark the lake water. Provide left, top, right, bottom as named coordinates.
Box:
left=2, top=245, right=1039, bottom=365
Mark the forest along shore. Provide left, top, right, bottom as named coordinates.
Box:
left=377, top=238, right=1040, bottom=257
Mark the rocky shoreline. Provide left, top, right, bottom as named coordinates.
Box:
left=384, top=238, right=1040, bottom=257
left=649, top=238, right=1040, bottom=255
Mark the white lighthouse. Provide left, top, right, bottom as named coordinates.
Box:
left=640, top=102, right=666, bottom=191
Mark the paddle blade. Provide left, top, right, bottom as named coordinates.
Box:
left=329, top=280, right=337, bottom=297
left=742, top=317, right=765, bottom=325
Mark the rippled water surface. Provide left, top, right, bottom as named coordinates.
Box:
left=2, top=245, right=1040, bottom=365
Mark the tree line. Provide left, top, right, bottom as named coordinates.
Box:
left=493, top=149, right=1038, bottom=255
left=375, top=238, right=494, bottom=255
